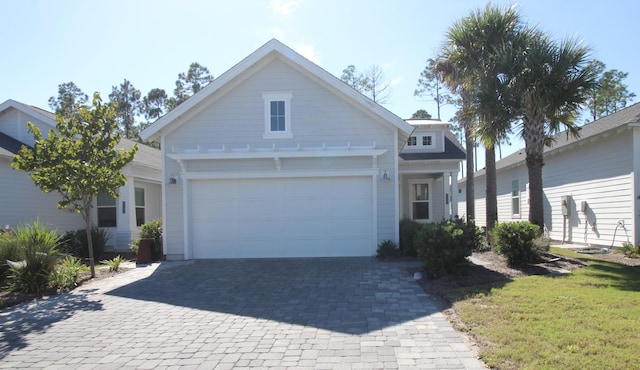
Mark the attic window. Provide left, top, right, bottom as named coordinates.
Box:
left=263, top=92, right=293, bottom=139
left=407, top=136, right=417, bottom=146
left=423, top=135, right=433, bottom=146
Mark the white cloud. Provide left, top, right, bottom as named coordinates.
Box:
left=295, top=42, right=320, bottom=64
left=269, top=0, right=303, bottom=18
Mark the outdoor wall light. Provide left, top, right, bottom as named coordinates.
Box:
left=168, top=175, right=177, bottom=185
left=381, top=170, right=391, bottom=181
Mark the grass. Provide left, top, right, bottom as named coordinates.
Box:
left=451, top=248, right=640, bottom=370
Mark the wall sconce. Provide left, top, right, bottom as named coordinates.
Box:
left=168, top=175, right=177, bottom=185
left=381, top=170, right=391, bottom=181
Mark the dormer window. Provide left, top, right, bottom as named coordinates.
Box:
left=407, top=136, right=417, bottom=146
left=423, top=135, right=433, bottom=146
left=263, top=92, right=293, bottom=139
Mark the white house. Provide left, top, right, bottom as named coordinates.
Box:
left=140, top=39, right=464, bottom=260
left=0, top=99, right=163, bottom=251
left=458, top=102, right=640, bottom=248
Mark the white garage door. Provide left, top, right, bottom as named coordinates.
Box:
left=190, top=177, right=374, bottom=258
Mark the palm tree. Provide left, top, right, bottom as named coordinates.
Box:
left=506, top=30, right=596, bottom=228
left=439, top=4, right=522, bottom=234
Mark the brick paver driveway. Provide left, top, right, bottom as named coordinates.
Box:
left=0, top=258, right=485, bottom=369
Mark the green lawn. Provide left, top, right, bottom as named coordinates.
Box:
left=451, top=248, right=640, bottom=370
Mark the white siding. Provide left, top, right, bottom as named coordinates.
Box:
left=162, top=58, right=397, bottom=259
left=0, top=158, right=84, bottom=232
left=460, top=129, right=635, bottom=247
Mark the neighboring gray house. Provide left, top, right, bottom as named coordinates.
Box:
left=459, top=102, right=640, bottom=248
left=141, top=39, right=464, bottom=260
left=0, top=99, right=163, bottom=251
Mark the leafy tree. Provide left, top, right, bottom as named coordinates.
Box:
left=48, top=82, right=88, bottom=119
left=341, top=65, right=369, bottom=93
left=109, top=79, right=142, bottom=139
left=585, top=60, right=636, bottom=121
left=415, top=58, right=455, bottom=120
left=12, top=93, right=137, bottom=277
left=170, top=62, right=214, bottom=109
left=410, top=109, right=433, bottom=119
left=142, top=88, right=169, bottom=126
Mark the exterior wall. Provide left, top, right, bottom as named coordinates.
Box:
left=0, top=108, right=54, bottom=146
left=0, top=157, right=84, bottom=232
left=162, top=58, right=397, bottom=259
left=459, top=129, right=635, bottom=247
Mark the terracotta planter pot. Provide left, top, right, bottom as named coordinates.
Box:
left=136, top=238, right=154, bottom=264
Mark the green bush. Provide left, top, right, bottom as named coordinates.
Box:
left=139, top=218, right=162, bottom=260
left=0, top=232, right=22, bottom=280
left=376, top=240, right=400, bottom=259
left=7, top=220, right=61, bottom=293
left=59, top=227, right=110, bottom=262
left=49, top=256, right=89, bottom=290
left=493, top=221, right=541, bottom=265
left=415, top=217, right=481, bottom=278
left=619, top=242, right=640, bottom=258
left=399, top=218, right=422, bottom=257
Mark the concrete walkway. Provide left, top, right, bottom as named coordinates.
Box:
left=0, top=258, right=485, bottom=369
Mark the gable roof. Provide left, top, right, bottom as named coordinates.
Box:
left=460, top=102, right=640, bottom=182
left=0, top=99, right=160, bottom=169
left=0, top=99, right=57, bottom=129
left=139, top=39, right=415, bottom=149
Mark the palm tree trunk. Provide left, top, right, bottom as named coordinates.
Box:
left=523, top=115, right=546, bottom=229
left=485, top=146, right=497, bottom=244
left=464, top=118, right=475, bottom=221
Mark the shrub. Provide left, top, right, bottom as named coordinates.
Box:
left=59, top=227, right=110, bottom=262
left=399, top=218, right=422, bottom=257
left=415, top=217, right=481, bottom=278
left=0, top=232, right=22, bottom=280
left=49, top=256, right=89, bottom=290
left=493, top=221, right=541, bottom=265
left=619, top=242, right=640, bottom=258
left=139, top=218, right=162, bottom=260
left=102, top=255, right=124, bottom=272
left=7, top=220, right=61, bottom=293
left=376, top=240, right=400, bottom=259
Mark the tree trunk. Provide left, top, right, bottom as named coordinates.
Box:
left=523, top=114, right=546, bottom=229
left=84, top=203, right=96, bottom=278
left=464, top=118, right=475, bottom=221
left=485, top=146, right=498, bottom=244
left=526, top=153, right=545, bottom=229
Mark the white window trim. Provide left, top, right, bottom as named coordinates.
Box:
left=263, top=92, right=293, bottom=139
left=422, top=134, right=435, bottom=148
left=511, top=179, right=521, bottom=218
left=408, top=179, right=432, bottom=222
left=407, top=136, right=417, bottom=146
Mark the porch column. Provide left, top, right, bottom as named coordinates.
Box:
left=444, top=173, right=451, bottom=219
left=450, top=171, right=459, bottom=218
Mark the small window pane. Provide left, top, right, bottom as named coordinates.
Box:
left=270, top=100, right=286, bottom=132
left=512, top=180, right=519, bottom=197
left=512, top=198, right=520, bottom=215
left=413, top=184, right=428, bottom=201
left=413, top=203, right=429, bottom=220
left=98, top=208, right=117, bottom=227
left=136, top=208, right=145, bottom=227
left=422, top=136, right=433, bottom=146
left=407, top=136, right=417, bottom=146
left=97, top=193, right=116, bottom=206
left=135, top=188, right=145, bottom=207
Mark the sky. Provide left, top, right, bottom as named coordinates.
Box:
left=2, top=0, right=639, bottom=164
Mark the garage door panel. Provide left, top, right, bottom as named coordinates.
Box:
left=191, top=177, right=374, bottom=258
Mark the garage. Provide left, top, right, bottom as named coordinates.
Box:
left=190, top=176, right=374, bottom=258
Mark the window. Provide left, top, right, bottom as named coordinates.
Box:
left=422, top=135, right=433, bottom=146
left=411, top=182, right=430, bottom=221
left=407, top=136, right=417, bottom=146
left=263, top=92, right=292, bottom=139
left=512, top=179, right=520, bottom=216
left=97, top=193, right=117, bottom=227
left=135, top=187, right=145, bottom=227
